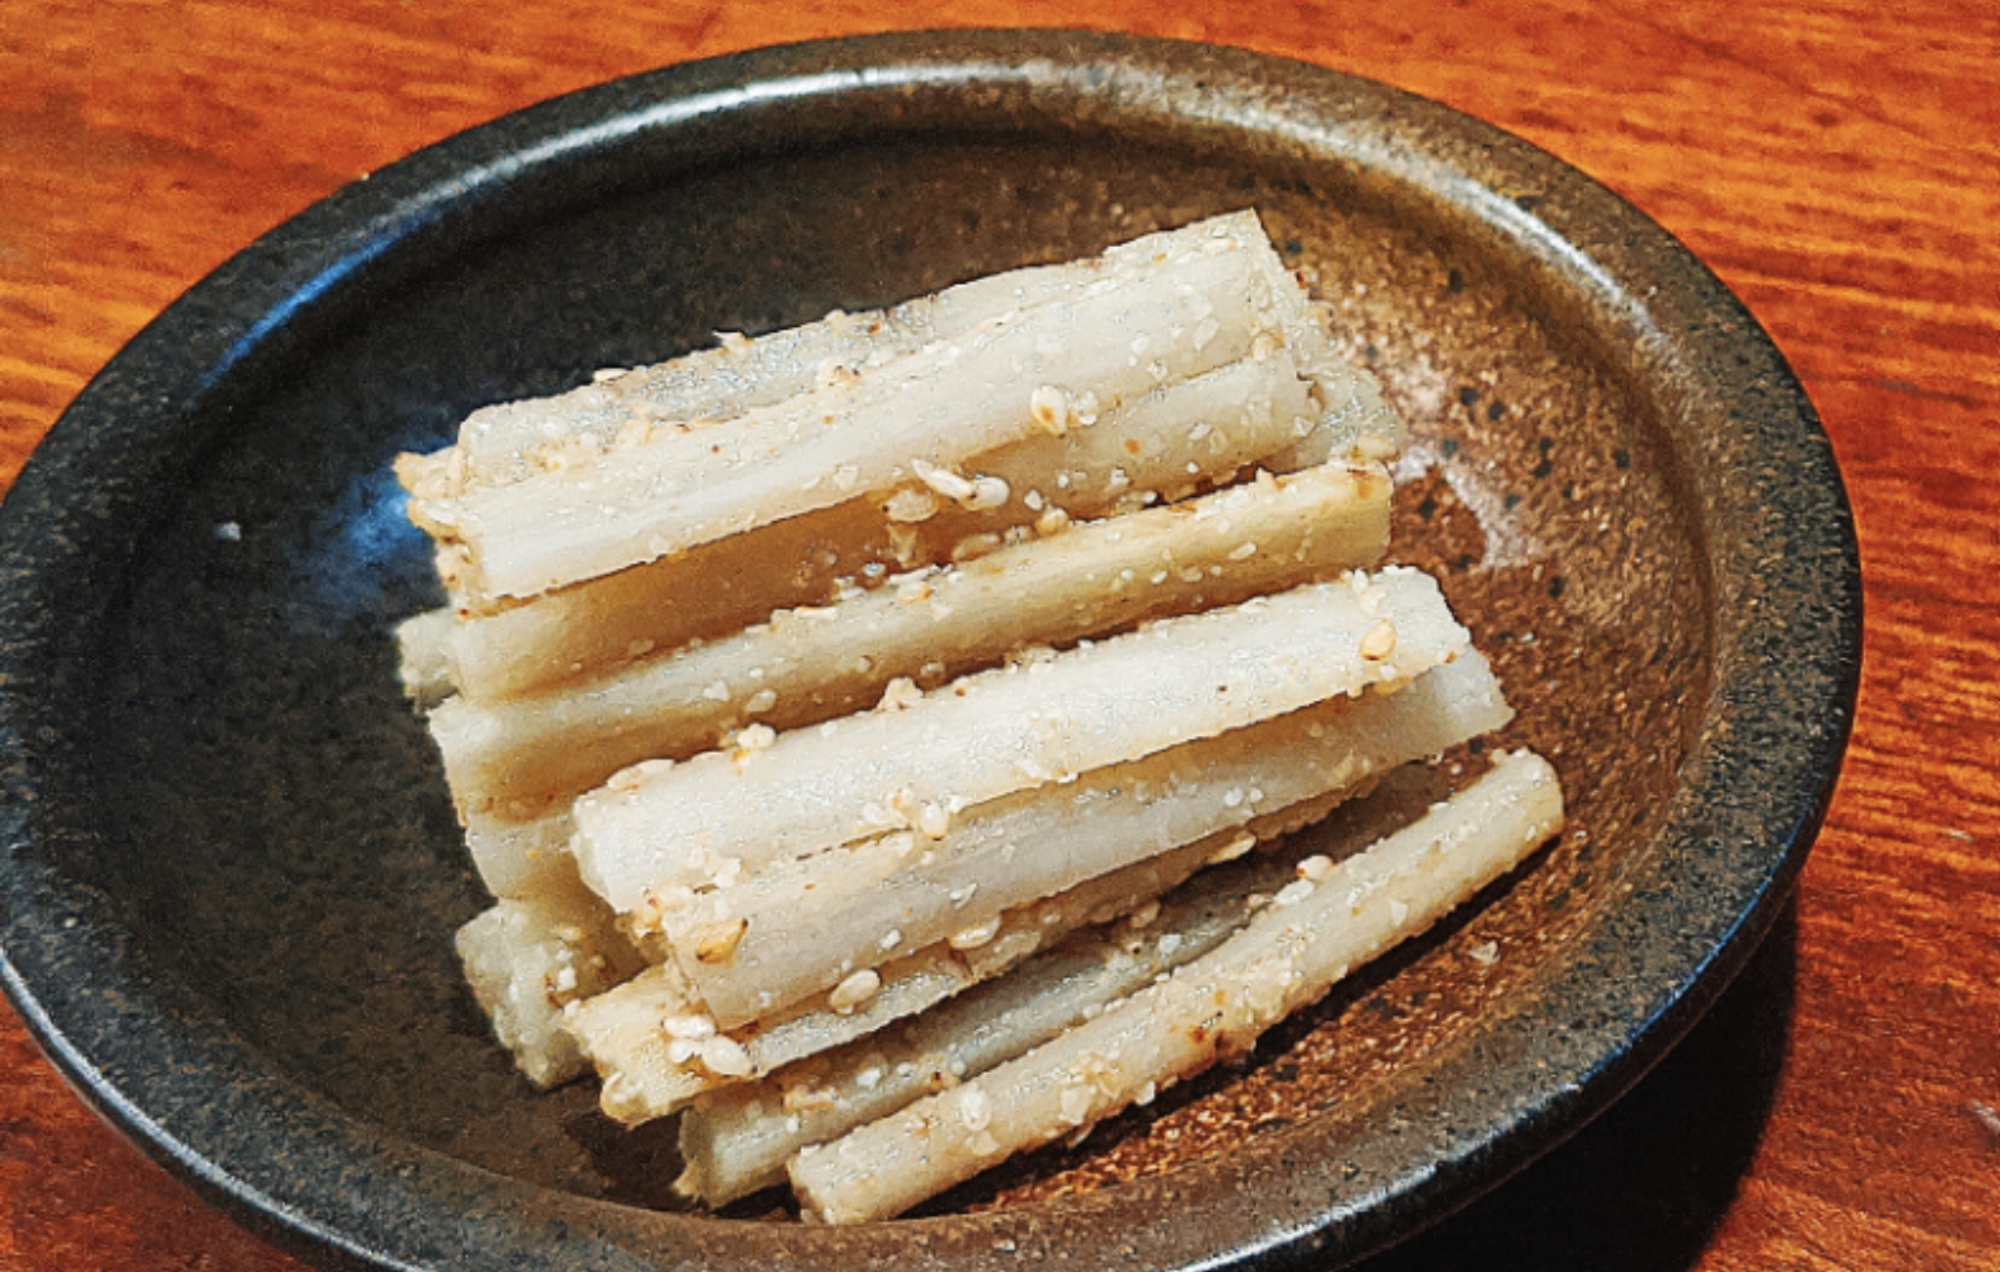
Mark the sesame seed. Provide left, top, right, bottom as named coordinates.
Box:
left=829, top=968, right=883, bottom=1012
left=665, top=1038, right=701, bottom=1065
left=699, top=1035, right=754, bottom=1077
left=957, top=1085, right=993, bottom=1132
left=951, top=532, right=1004, bottom=562
left=661, top=1011, right=717, bottom=1040
left=918, top=802, right=952, bottom=840
left=877, top=676, right=924, bottom=711
left=1208, top=832, right=1257, bottom=864
left=913, top=459, right=976, bottom=502
left=1274, top=879, right=1316, bottom=907
left=966, top=474, right=1011, bottom=510
left=948, top=918, right=1001, bottom=950
left=1359, top=619, right=1399, bottom=661
left=884, top=486, right=941, bottom=523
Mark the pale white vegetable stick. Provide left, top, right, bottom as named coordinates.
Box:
left=429, top=353, right=1322, bottom=700
left=462, top=806, right=574, bottom=902
left=393, top=607, right=456, bottom=709
left=403, top=211, right=1287, bottom=499
left=790, top=750, right=1564, bottom=1223
left=444, top=462, right=1384, bottom=900
left=679, top=894, right=1268, bottom=1207
left=564, top=963, right=705, bottom=1123
left=430, top=462, right=1390, bottom=821
left=454, top=876, right=648, bottom=1088
left=1244, top=239, right=1402, bottom=472
left=438, top=347, right=1331, bottom=696
left=576, top=788, right=1375, bottom=1126
left=403, top=211, right=1400, bottom=506
left=662, top=651, right=1510, bottom=1028
left=444, top=495, right=904, bottom=690
left=402, top=317, right=909, bottom=507
left=569, top=829, right=1235, bottom=1124
left=435, top=225, right=1286, bottom=602
left=571, top=568, right=1468, bottom=913
left=454, top=524, right=1416, bottom=896
left=673, top=775, right=1437, bottom=1206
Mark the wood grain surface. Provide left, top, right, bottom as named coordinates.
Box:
left=3, top=2, right=1996, bottom=1268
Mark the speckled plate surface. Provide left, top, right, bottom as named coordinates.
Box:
left=0, top=29, right=1858, bottom=1272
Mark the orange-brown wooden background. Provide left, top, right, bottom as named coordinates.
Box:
left=2, top=3, right=1996, bottom=1268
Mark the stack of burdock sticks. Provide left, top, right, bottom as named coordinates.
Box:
left=394, top=211, right=1564, bottom=1222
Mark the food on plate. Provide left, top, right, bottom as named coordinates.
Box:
left=393, top=607, right=456, bottom=709
left=673, top=764, right=1441, bottom=1207
left=398, top=211, right=1392, bottom=507
left=788, top=750, right=1564, bottom=1223
left=638, top=650, right=1511, bottom=1031
left=396, top=211, right=1401, bottom=610
left=453, top=872, right=646, bottom=1087
left=427, top=461, right=1392, bottom=825
left=553, top=649, right=1512, bottom=1120
left=567, top=834, right=1229, bottom=1122
left=568, top=569, right=1468, bottom=914
left=409, top=344, right=1392, bottom=704
left=394, top=209, right=1560, bottom=1221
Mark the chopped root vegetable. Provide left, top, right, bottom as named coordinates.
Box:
left=788, top=749, right=1564, bottom=1223
left=674, top=767, right=1440, bottom=1205
left=459, top=805, right=576, bottom=902
left=453, top=876, right=648, bottom=1088
left=425, top=218, right=1299, bottom=603
left=400, top=212, right=1402, bottom=607
left=400, top=209, right=1559, bottom=1228
left=567, top=835, right=1214, bottom=1122
left=565, top=799, right=1332, bottom=1123
left=393, top=607, right=456, bottom=709
left=434, top=347, right=1350, bottom=700
left=429, top=461, right=1391, bottom=821
left=570, top=568, right=1469, bottom=913
left=400, top=211, right=1398, bottom=504
left=655, top=651, right=1510, bottom=1029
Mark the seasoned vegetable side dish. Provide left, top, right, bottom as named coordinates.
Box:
left=393, top=210, right=1563, bottom=1222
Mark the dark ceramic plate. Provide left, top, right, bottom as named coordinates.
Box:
left=0, top=30, right=1858, bottom=1272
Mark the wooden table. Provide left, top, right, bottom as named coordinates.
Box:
left=3, top=2, right=1995, bottom=1268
